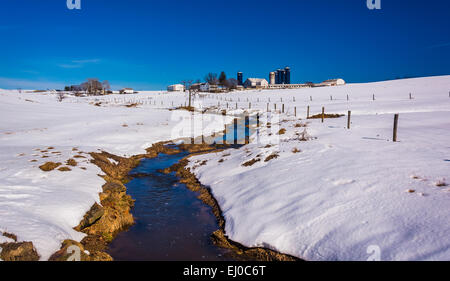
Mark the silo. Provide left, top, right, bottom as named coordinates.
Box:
left=237, top=72, right=243, bottom=86
left=285, top=67, right=291, bottom=84
left=269, top=72, right=275, bottom=85
left=280, top=69, right=286, bottom=84
left=276, top=69, right=282, bottom=84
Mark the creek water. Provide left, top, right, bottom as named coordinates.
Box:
left=106, top=150, right=234, bottom=261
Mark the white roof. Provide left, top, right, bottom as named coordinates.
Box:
left=246, top=78, right=267, bottom=82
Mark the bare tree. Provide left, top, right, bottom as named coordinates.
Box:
left=102, top=80, right=111, bottom=94
left=56, top=92, right=66, bottom=102
left=204, top=73, right=218, bottom=85
left=225, top=78, right=238, bottom=89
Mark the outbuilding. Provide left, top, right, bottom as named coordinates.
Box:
left=167, top=84, right=185, bottom=92
left=120, top=88, right=134, bottom=94
left=318, top=79, right=346, bottom=87
left=243, top=78, right=269, bottom=89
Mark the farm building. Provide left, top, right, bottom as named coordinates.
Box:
left=200, top=83, right=218, bottom=92
left=317, top=79, right=346, bottom=87
left=243, top=78, right=269, bottom=89
left=167, top=84, right=185, bottom=92
left=120, top=88, right=134, bottom=94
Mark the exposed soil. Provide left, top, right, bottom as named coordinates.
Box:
left=0, top=241, right=40, bottom=261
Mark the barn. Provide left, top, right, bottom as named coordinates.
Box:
left=243, top=78, right=269, bottom=89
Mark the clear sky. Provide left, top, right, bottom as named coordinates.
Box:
left=0, top=0, right=449, bottom=90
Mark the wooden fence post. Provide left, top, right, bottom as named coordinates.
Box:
left=294, top=106, right=297, bottom=117
left=347, top=111, right=351, bottom=129
left=222, top=111, right=227, bottom=145
left=347, top=94, right=349, bottom=101
left=321, top=107, right=325, bottom=123
left=393, top=114, right=399, bottom=142
left=234, top=118, right=238, bottom=145
left=373, top=94, right=375, bottom=101
left=257, top=113, right=260, bottom=127
left=245, top=115, right=250, bottom=144
left=282, top=104, right=285, bottom=113
left=307, top=106, right=310, bottom=119
left=310, top=96, right=312, bottom=102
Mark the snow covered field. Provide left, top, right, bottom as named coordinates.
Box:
left=188, top=76, right=450, bottom=261
left=1, top=75, right=449, bottom=260
left=0, top=90, right=228, bottom=260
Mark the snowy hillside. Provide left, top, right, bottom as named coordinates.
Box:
left=187, top=76, right=450, bottom=261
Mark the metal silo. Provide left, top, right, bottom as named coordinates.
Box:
left=280, top=69, right=286, bottom=84
left=285, top=67, right=291, bottom=84
left=269, top=72, right=275, bottom=85
left=237, top=72, right=243, bottom=86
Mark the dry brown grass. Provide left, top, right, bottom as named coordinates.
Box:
left=39, top=162, right=61, bottom=171
left=175, top=106, right=195, bottom=112
left=58, top=167, right=72, bottom=172
left=264, top=153, right=279, bottom=162
left=242, top=158, right=261, bottom=167
left=278, top=128, right=286, bottom=135
left=292, top=148, right=301, bottom=153
left=435, top=179, right=448, bottom=187
left=66, top=158, right=78, bottom=167
left=2, top=232, right=17, bottom=242
left=308, top=113, right=344, bottom=119
left=294, top=123, right=307, bottom=128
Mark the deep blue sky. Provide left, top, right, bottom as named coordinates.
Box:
left=0, top=0, right=449, bottom=90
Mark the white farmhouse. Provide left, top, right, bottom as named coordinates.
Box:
left=167, top=84, right=185, bottom=92
left=200, top=83, right=218, bottom=92
left=243, top=78, right=269, bottom=89
left=120, top=88, right=134, bottom=94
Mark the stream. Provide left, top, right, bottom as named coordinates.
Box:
left=107, top=117, right=256, bottom=261
left=106, top=150, right=235, bottom=261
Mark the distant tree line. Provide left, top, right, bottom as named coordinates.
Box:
left=64, top=78, right=111, bottom=95
left=192, top=71, right=239, bottom=90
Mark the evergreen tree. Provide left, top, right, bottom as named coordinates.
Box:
left=219, top=71, right=227, bottom=86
